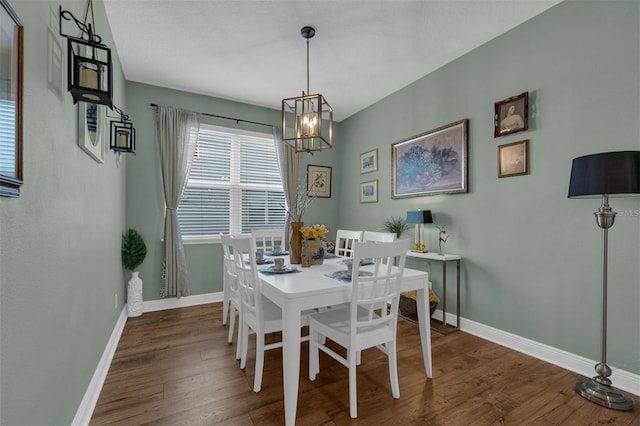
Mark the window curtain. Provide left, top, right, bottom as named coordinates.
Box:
left=156, top=106, right=201, bottom=297
left=274, top=127, right=300, bottom=249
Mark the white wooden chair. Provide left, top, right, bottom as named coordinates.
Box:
left=335, top=229, right=364, bottom=257
left=362, top=231, right=396, bottom=243
left=251, top=228, right=286, bottom=253
left=220, top=234, right=244, bottom=359
left=308, top=239, right=409, bottom=418
left=230, top=235, right=313, bottom=393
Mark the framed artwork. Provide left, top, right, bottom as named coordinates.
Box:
left=494, top=92, right=528, bottom=137
left=360, top=179, right=378, bottom=203
left=78, top=102, right=105, bottom=163
left=391, top=119, right=468, bottom=198
left=0, top=0, right=24, bottom=197
left=307, top=164, right=332, bottom=198
left=360, top=148, right=378, bottom=174
left=498, top=139, right=529, bottom=178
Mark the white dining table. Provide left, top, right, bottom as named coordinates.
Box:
left=258, top=257, right=433, bottom=426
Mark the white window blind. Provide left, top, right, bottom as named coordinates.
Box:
left=178, top=124, right=286, bottom=242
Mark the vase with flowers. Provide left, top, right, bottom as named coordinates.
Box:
left=300, top=224, right=328, bottom=267
left=285, top=177, right=317, bottom=264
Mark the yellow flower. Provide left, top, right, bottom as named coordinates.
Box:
left=300, top=224, right=328, bottom=240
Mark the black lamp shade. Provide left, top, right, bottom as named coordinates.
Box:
left=406, top=210, right=433, bottom=224
left=568, top=151, right=640, bottom=198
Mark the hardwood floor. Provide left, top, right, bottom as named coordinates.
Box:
left=90, top=303, right=639, bottom=425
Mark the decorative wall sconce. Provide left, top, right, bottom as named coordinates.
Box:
left=109, top=106, right=136, bottom=154
left=59, top=1, right=113, bottom=108
left=282, top=26, right=333, bottom=153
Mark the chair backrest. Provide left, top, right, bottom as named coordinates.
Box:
left=251, top=228, right=286, bottom=252
left=220, top=234, right=241, bottom=301
left=229, top=235, right=263, bottom=325
left=362, top=231, right=396, bottom=243
left=349, top=240, right=409, bottom=339
left=335, top=229, right=364, bottom=257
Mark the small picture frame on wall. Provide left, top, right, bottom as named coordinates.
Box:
left=498, top=140, right=529, bottom=178
left=307, top=164, right=332, bottom=198
left=494, top=92, right=528, bottom=137
left=360, top=148, right=378, bottom=174
left=360, top=179, right=378, bottom=203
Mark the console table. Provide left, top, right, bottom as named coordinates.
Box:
left=406, top=251, right=462, bottom=334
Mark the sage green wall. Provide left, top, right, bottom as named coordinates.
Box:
left=337, top=0, right=640, bottom=374
left=124, top=82, right=341, bottom=301
left=0, top=1, right=128, bottom=425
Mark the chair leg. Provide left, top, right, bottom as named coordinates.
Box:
left=222, top=289, right=229, bottom=325
left=309, top=328, right=319, bottom=380
left=240, top=323, right=249, bottom=369
left=227, top=305, right=236, bottom=344
left=253, top=332, right=265, bottom=393
left=356, top=350, right=362, bottom=365
left=348, top=350, right=358, bottom=418
left=235, top=309, right=242, bottom=360
left=387, top=341, right=400, bottom=399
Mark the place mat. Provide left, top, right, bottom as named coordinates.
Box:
left=338, top=258, right=374, bottom=266
left=265, top=250, right=289, bottom=256
left=323, top=253, right=338, bottom=259
left=259, top=265, right=300, bottom=275
left=248, top=258, right=274, bottom=265
left=325, top=270, right=373, bottom=283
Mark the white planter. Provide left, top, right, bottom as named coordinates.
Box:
left=127, top=271, right=143, bottom=317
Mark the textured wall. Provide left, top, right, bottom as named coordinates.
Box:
left=0, top=0, right=128, bottom=424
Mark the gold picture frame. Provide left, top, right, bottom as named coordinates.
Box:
left=360, top=148, right=378, bottom=174
left=498, top=140, right=529, bottom=178
left=360, top=179, right=378, bottom=203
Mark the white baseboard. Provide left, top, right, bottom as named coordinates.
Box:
left=141, top=291, right=223, bottom=313
left=453, top=312, right=640, bottom=397
left=76, top=296, right=638, bottom=425
left=72, top=306, right=128, bottom=426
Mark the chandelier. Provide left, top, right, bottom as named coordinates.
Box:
left=282, top=26, right=333, bottom=153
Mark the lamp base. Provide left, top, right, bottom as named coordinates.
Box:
left=575, top=378, right=635, bottom=411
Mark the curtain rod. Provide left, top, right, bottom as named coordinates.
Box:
left=149, top=103, right=274, bottom=129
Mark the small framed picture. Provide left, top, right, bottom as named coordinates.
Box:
left=494, top=92, right=528, bottom=137
left=360, top=179, right=378, bottom=203
left=307, top=164, right=332, bottom=198
left=498, top=140, right=529, bottom=178
left=360, top=148, right=378, bottom=174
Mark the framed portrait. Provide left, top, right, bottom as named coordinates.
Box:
left=494, top=92, right=528, bottom=137
left=498, top=140, right=529, bottom=178
left=307, top=164, right=332, bottom=198
left=360, top=148, right=378, bottom=174
left=360, top=179, right=378, bottom=203
left=78, top=102, right=106, bottom=163
left=391, top=119, right=468, bottom=198
left=0, top=0, right=24, bottom=198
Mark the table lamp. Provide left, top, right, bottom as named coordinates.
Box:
left=406, top=210, right=433, bottom=252
left=568, top=150, right=640, bottom=411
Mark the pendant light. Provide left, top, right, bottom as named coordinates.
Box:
left=282, top=26, right=333, bottom=153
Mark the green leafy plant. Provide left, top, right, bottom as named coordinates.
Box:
left=382, top=216, right=410, bottom=238
left=121, top=229, right=147, bottom=271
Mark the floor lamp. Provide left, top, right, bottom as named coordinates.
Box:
left=568, top=150, right=640, bottom=411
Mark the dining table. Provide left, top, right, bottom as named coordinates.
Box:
left=258, top=255, right=433, bottom=426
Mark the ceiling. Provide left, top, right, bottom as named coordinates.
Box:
left=103, top=0, right=561, bottom=122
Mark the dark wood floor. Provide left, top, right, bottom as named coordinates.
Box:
left=90, top=303, right=639, bottom=425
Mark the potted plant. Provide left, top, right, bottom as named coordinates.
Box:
left=122, top=229, right=147, bottom=317
left=383, top=216, right=410, bottom=239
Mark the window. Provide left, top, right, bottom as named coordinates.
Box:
left=178, top=125, right=286, bottom=243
